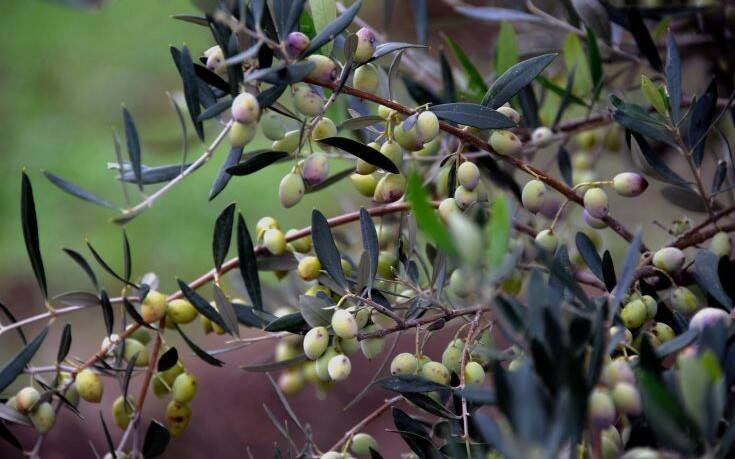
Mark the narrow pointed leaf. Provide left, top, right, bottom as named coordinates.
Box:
left=0, top=326, right=49, bottom=392
left=179, top=45, right=204, bottom=141
left=429, top=103, right=515, bottom=129
left=213, top=284, right=240, bottom=338
left=359, top=208, right=379, bottom=291
left=175, top=324, right=224, bottom=366
left=237, top=214, right=263, bottom=311
left=142, top=420, right=171, bottom=458
left=611, top=229, right=642, bottom=314
left=63, top=248, right=99, bottom=291
left=122, top=108, right=143, bottom=190
left=627, top=8, right=662, bottom=71
left=406, top=171, right=456, bottom=256
left=209, top=146, right=243, bottom=201
left=86, top=241, right=136, bottom=288
left=311, top=209, right=347, bottom=288
left=482, top=54, right=557, bottom=108
left=693, top=250, right=732, bottom=310
left=44, top=171, right=117, bottom=210
left=443, top=34, right=487, bottom=100
left=157, top=347, right=179, bottom=373
left=226, top=151, right=289, bottom=175
left=212, top=203, right=236, bottom=271
left=302, top=0, right=361, bottom=56
left=21, top=172, right=47, bottom=299
left=488, top=196, right=511, bottom=267
left=665, top=30, right=681, bottom=123
left=689, top=79, right=717, bottom=167
left=575, top=232, right=604, bottom=281
left=57, top=323, right=72, bottom=363
left=177, top=279, right=230, bottom=334
left=318, top=137, right=398, bottom=173
left=99, top=290, right=114, bottom=336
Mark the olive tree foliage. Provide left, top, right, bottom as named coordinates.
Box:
left=3, top=0, right=735, bottom=458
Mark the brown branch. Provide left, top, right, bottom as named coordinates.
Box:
left=358, top=304, right=491, bottom=340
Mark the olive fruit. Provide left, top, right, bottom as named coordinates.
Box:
left=256, top=216, right=279, bottom=239
left=583, top=187, right=609, bottom=219
left=279, top=172, right=305, bottom=208
left=350, top=173, right=378, bottom=197
left=353, top=63, right=379, bottom=93
left=438, top=198, right=461, bottom=223
left=612, top=172, right=648, bottom=197
left=204, top=45, right=224, bottom=74
left=75, top=369, right=103, bottom=403
left=304, top=326, right=329, bottom=360
left=141, top=290, right=168, bottom=324
left=272, top=129, right=301, bottom=153
left=416, top=111, right=440, bottom=142
left=393, top=121, right=423, bottom=151
left=602, top=427, right=623, bottom=459
left=489, top=130, right=522, bottom=155
left=286, top=230, right=311, bottom=253
left=285, top=31, right=310, bottom=58
left=123, top=338, right=149, bottom=367
left=14, top=387, right=40, bottom=413
left=301, top=152, right=330, bottom=186
left=354, top=27, right=376, bottom=64
left=370, top=308, right=394, bottom=330
left=378, top=104, right=396, bottom=120
left=457, top=162, right=480, bottom=190
left=710, top=231, right=731, bottom=258
left=306, top=54, right=338, bottom=83
left=55, top=372, right=80, bottom=407
left=327, top=354, right=352, bottom=381
left=652, top=247, right=685, bottom=273
left=415, top=137, right=441, bottom=157
left=496, top=105, right=520, bottom=124
left=263, top=228, right=287, bottom=256
left=112, top=395, right=135, bottom=429
left=641, top=295, right=657, bottom=320
left=336, top=336, right=359, bottom=355
left=278, top=369, right=305, bottom=395
left=448, top=269, right=473, bottom=298
left=650, top=322, right=675, bottom=345
left=379, top=140, right=403, bottom=169
left=29, top=402, right=56, bottom=434
left=465, top=361, right=486, bottom=385
left=588, top=388, right=616, bottom=427
left=312, top=118, right=338, bottom=142
left=360, top=326, right=385, bottom=359
left=260, top=111, right=285, bottom=140
left=167, top=299, right=198, bottom=324
left=421, top=361, right=451, bottom=385
left=611, top=382, right=641, bottom=415
left=535, top=229, right=558, bottom=252
left=670, top=286, right=699, bottom=315
left=315, top=347, right=339, bottom=381
left=152, top=361, right=184, bottom=398
left=293, top=85, right=324, bottom=117
left=331, top=309, right=358, bottom=339
left=376, top=251, right=397, bottom=278
left=172, top=372, right=197, bottom=403
left=165, top=400, right=191, bottom=437
left=231, top=92, right=260, bottom=124
left=297, top=256, right=321, bottom=281
left=441, top=339, right=463, bottom=374
left=356, top=147, right=379, bottom=175
left=531, top=126, right=553, bottom=147
left=521, top=179, right=546, bottom=213
left=229, top=121, right=257, bottom=147
left=602, top=359, right=635, bottom=387
left=583, top=209, right=608, bottom=229
left=454, top=185, right=477, bottom=209
left=351, top=432, right=379, bottom=456
left=390, top=352, right=419, bottom=375
left=374, top=173, right=406, bottom=203
left=621, top=299, right=647, bottom=329
left=689, top=307, right=732, bottom=331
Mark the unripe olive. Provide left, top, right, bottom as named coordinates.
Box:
left=354, top=27, right=376, bottom=64
left=572, top=151, right=593, bottom=170
left=112, top=395, right=135, bottom=429
left=351, top=432, right=378, bottom=456
left=256, top=216, right=279, bottom=239
left=353, top=63, right=379, bottom=93
left=360, top=326, right=385, bottom=359
left=293, top=83, right=324, bottom=117
left=456, top=161, right=480, bottom=191
left=260, top=228, right=287, bottom=256
left=29, top=402, right=56, bottom=434
left=689, top=307, right=732, bottom=331
left=370, top=308, right=394, bottom=330
left=390, top=352, right=419, bottom=375
left=231, top=92, right=260, bottom=124
left=415, top=137, right=441, bottom=157
left=301, top=152, right=330, bottom=186
left=285, top=31, right=310, bottom=58
left=272, top=129, right=301, bottom=154
left=336, top=336, right=359, bottom=355
left=123, top=338, right=149, bottom=367
left=393, top=122, right=423, bottom=151
left=609, top=325, right=633, bottom=349
left=278, top=369, right=305, bottom=395
left=620, top=448, right=662, bottom=459
left=652, top=247, right=685, bottom=273
left=297, top=256, right=321, bottom=281
left=416, top=111, right=440, bottom=142
left=453, top=185, right=477, bottom=209
left=613, top=172, right=648, bottom=197
left=55, top=372, right=80, bottom=407
left=375, top=174, right=406, bottom=203
left=521, top=179, right=546, bottom=213
left=621, top=299, right=647, bottom=329
left=350, top=173, right=378, bottom=197
left=356, top=152, right=379, bottom=175
left=640, top=295, right=657, bottom=320
left=286, top=229, right=311, bottom=253
left=378, top=104, right=396, bottom=120
left=496, top=105, right=520, bottom=124
left=421, top=361, right=450, bottom=385
left=376, top=251, right=397, bottom=279
left=204, top=45, right=224, bottom=74
left=581, top=210, right=606, bottom=230
left=15, top=387, right=40, bottom=413
left=602, top=359, right=635, bottom=387
left=583, top=187, right=609, bottom=219
left=260, top=111, right=285, bottom=140
left=531, top=126, right=553, bottom=147
left=535, top=229, right=558, bottom=252
left=671, top=286, right=699, bottom=315
left=489, top=130, right=522, bottom=155
left=710, top=231, right=731, bottom=258
left=279, top=172, right=305, bottom=208
left=576, top=130, right=598, bottom=149
left=379, top=140, right=403, bottom=169
left=312, top=117, right=337, bottom=141
left=141, top=290, right=168, bottom=324
left=165, top=400, right=191, bottom=437
left=651, top=322, right=675, bottom=345
left=275, top=340, right=300, bottom=362
left=441, top=340, right=463, bottom=374
left=304, top=326, right=329, bottom=360
left=437, top=198, right=461, bottom=223
left=601, top=427, right=623, bottom=459
left=465, top=361, right=486, bottom=386
left=327, top=354, right=351, bottom=381
left=229, top=121, right=257, bottom=147
left=354, top=308, right=370, bottom=329
left=447, top=213, right=484, bottom=266
left=315, top=347, right=339, bottom=380
left=449, top=269, right=473, bottom=298
left=172, top=372, right=197, bottom=403
left=167, top=299, right=198, bottom=324
left=331, top=309, right=358, bottom=339
left=306, top=55, right=338, bottom=83
left=75, top=369, right=103, bottom=403
left=611, top=382, right=641, bottom=415
left=588, top=388, right=616, bottom=428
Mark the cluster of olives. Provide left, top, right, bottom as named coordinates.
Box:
left=5, top=385, right=59, bottom=434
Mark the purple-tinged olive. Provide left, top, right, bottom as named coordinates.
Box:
left=583, top=187, right=609, bottom=219
left=588, top=388, right=616, bottom=428
left=583, top=209, right=608, bottom=229
left=231, top=92, right=260, bottom=124
left=285, top=31, right=310, bottom=58
left=293, top=84, right=324, bottom=117
left=311, top=118, right=337, bottom=141
left=375, top=173, right=406, bottom=203
left=689, top=307, right=732, bottom=331
left=353, top=27, right=377, bottom=64
left=613, top=172, right=648, bottom=197
left=301, top=152, right=330, bottom=186
left=531, top=126, right=553, bottom=147
left=306, top=55, right=338, bottom=83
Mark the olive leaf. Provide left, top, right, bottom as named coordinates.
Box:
left=212, top=202, right=236, bottom=272
left=429, top=103, right=516, bottom=129
left=236, top=213, right=263, bottom=311
left=311, top=209, right=347, bottom=289
left=177, top=279, right=231, bottom=334
left=575, top=232, right=604, bottom=281
left=142, top=420, right=171, bottom=458
left=157, top=347, right=179, bottom=373
left=209, top=146, right=244, bottom=201
left=482, top=53, right=557, bottom=108
left=359, top=208, right=379, bottom=292
left=175, top=324, right=224, bottom=367
left=693, top=250, right=732, bottom=310
left=63, top=248, right=99, bottom=291
left=302, top=0, right=361, bottom=56
left=226, top=151, right=290, bottom=176
left=0, top=326, right=49, bottom=392
left=666, top=30, right=681, bottom=123
left=44, top=171, right=118, bottom=210
left=318, top=137, right=399, bottom=173
left=21, top=172, right=47, bottom=299
left=57, top=323, right=72, bottom=363
left=122, top=107, right=143, bottom=190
